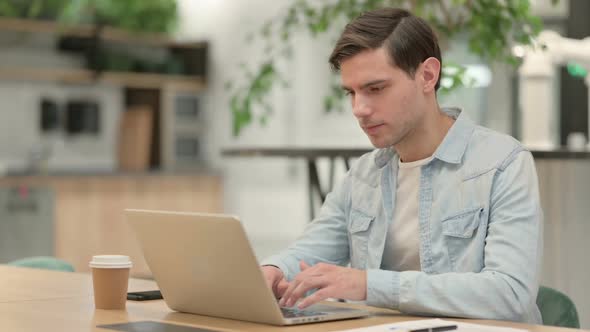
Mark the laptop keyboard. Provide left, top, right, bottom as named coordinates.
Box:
left=281, top=307, right=327, bottom=318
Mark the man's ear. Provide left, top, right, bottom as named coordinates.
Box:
left=420, top=57, right=441, bottom=93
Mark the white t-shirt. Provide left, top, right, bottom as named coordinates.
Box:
left=380, top=156, right=433, bottom=271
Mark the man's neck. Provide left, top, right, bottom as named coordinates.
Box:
left=395, top=105, right=455, bottom=163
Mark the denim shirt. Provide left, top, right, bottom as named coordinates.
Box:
left=262, top=108, right=543, bottom=324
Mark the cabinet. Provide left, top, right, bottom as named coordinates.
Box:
left=0, top=187, right=54, bottom=263
left=0, top=174, right=222, bottom=278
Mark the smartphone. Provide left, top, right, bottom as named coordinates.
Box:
left=127, top=290, right=163, bottom=301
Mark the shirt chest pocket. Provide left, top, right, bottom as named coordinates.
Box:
left=348, top=209, right=374, bottom=269
left=441, top=206, right=487, bottom=272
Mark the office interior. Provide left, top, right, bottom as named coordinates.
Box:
left=0, top=0, right=588, bottom=329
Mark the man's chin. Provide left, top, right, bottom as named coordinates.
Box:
left=368, top=136, right=398, bottom=149
left=370, top=140, right=390, bottom=149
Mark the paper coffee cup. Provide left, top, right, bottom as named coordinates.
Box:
left=90, top=255, right=132, bottom=310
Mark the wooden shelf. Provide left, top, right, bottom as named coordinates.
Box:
left=0, top=67, right=93, bottom=84
left=101, top=72, right=205, bottom=91
left=0, top=17, right=206, bottom=90
left=0, top=67, right=205, bottom=91
left=100, top=26, right=206, bottom=49
left=0, top=16, right=203, bottom=48
left=0, top=17, right=92, bottom=38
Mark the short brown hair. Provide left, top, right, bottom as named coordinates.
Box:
left=329, top=8, right=442, bottom=91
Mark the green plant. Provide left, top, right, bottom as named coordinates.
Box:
left=68, top=0, right=178, bottom=33
left=228, top=0, right=556, bottom=136
left=0, top=0, right=178, bottom=34
left=0, top=0, right=71, bottom=20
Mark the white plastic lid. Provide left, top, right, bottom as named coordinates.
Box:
left=89, top=255, right=132, bottom=269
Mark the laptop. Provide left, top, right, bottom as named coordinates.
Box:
left=125, top=209, right=369, bottom=325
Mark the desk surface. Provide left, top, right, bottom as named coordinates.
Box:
left=0, top=266, right=584, bottom=332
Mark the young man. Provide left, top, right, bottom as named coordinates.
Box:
left=261, top=8, right=542, bottom=323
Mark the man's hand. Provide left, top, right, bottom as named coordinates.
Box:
left=279, top=261, right=367, bottom=309
left=261, top=265, right=289, bottom=299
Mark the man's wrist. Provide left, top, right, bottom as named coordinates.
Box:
left=262, top=264, right=284, bottom=275
left=361, top=269, right=368, bottom=300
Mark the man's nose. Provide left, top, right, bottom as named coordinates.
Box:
left=352, top=97, right=372, bottom=119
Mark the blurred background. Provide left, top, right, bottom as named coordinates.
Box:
left=0, top=0, right=588, bottom=328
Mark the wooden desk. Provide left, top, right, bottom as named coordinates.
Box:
left=0, top=266, right=583, bottom=332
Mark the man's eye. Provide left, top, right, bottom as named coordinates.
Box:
left=369, top=86, right=384, bottom=93
left=344, top=90, right=354, bottom=96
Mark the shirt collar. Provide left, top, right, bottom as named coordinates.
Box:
left=374, top=107, right=474, bottom=168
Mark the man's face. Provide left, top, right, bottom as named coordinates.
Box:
left=340, top=47, right=425, bottom=148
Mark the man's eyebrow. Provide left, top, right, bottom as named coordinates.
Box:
left=360, top=79, right=389, bottom=89
left=341, top=79, right=390, bottom=91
